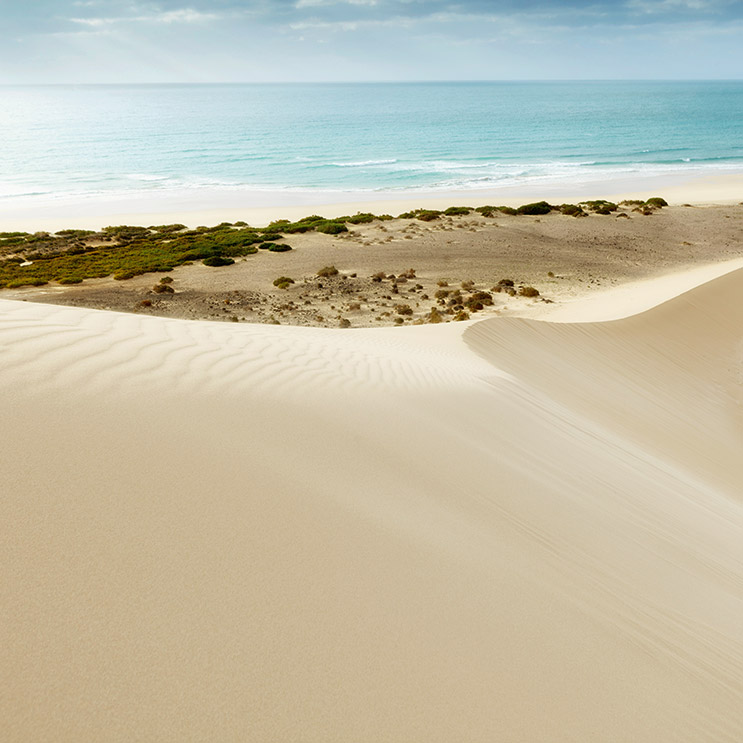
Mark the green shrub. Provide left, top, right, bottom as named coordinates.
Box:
left=394, top=303, right=413, bottom=316
left=645, top=197, right=668, bottom=208
left=6, top=277, right=47, bottom=288
left=267, top=243, right=292, bottom=252
left=343, top=212, right=376, bottom=224
left=496, top=206, right=518, bottom=216
left=315, top=221, right=348, bottom=234
left=57, top=276, right=83, bottom=285
left=581, top=200, right=617, bottom=215
left=516, top=201, right=553, bottom=215
left=443, top=206, right=471, bottom=216
left=398, top=208, right=442, bottom=221
left=560, top=204, right=587, bottom=217
left=159, top=276, right=174, bottom=284
left=202, top=256, right=235, bottom=267
left=273, top=276, right=295, bottom=288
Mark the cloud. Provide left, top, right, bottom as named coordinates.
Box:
left=68, top=7, right=220, bottom=28
left=625, top=0, right=723, bottom=11
left=295, top=0, right=378, bottom=7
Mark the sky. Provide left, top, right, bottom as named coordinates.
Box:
left=1, top=0, right=742, bottom=82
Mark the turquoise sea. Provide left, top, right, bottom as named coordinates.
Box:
left=1, top=81, right=742, bottom=206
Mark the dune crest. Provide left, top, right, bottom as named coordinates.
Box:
left=2, top=267, right=743, bottom=741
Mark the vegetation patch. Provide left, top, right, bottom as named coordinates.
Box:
left=516, top=201, right=554, bottom=215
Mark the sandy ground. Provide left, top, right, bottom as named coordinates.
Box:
left=7, top=203, right=743, bottom=327
left=2, top=252, right=743, bottom=741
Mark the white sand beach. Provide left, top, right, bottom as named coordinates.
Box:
left=3, top=259, right=743, bottom=741
left=1, top=170, right=742, bottom=234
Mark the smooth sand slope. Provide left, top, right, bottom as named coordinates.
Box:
left=2, top=267, right=743, bottom=741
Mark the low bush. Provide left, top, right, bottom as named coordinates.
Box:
left=468, top=291, right=493, bottom=306
left=443, top=206, right=471, bottom=216
left=317, top=265, right=339, bottom=277
left=560, top=204, right=587, bottom=217
left=273, top=276, right=295, bottom=287
left=202, top=256, right=235, bottom=267
left=152, top=283, right=175, bottom=293
left=581, top=200, right=617, bottom=215
left=6, top=277, right=48, bottom=288
left=519, top=286, right=540, bottom=298
left=315, top=221, right=348, bottom=234
left=645, top=197, right=668, bottom=208
left=517, top=201, right=553, bottom=215
left=394, top=303, right=413, bottom=316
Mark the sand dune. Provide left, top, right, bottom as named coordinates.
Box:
left=2, top=266, right=743, bottom=741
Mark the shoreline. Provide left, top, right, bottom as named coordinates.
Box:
left=1, top=170, right=742, bottom=233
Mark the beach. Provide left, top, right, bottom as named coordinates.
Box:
left=3, top=238, right=743, bottom=740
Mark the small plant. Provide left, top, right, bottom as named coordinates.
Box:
left=57, top=276, right=83, bottom=285
left=427, top=307, right=443, bottom=323
left=519, top=286, right=540, bottom=298
left=559, top=204, right=587, bottom=217
left=273, top=276, right=295, bottom=288
left=516, top=201, right=553, bottom=215
left=315, top=221, right=348, bottom=235
left=453, top=310, right=469, bottom=321
left=581, top=200, right=617, bottom=215
left=203, top=256, right=235, bottom=267
left=159, top=276, right=174, bottom=284
left=475, top=205, right=497, bottom=217
left=468, top=291, right=493, bottom=306
left=443, top=206, right=471, bottom=216
left=645, top=197, right=668, bottom=208
left=152, top=283, right=174, bottom=293
left=317, top=265, right=339, bottom=277
left=339, top=318, right=351, bottom=328
left=394, top=303, right=413, bottom=316
left=461, top=279, right=475, bottom=291
left=139, top=299, right=152, bottom=307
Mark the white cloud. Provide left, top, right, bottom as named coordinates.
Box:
left=295, top=0, right=378, bottom=7
left=626, top=0, right=718, bottom=13
left=69, top=8, right=219, bottom=27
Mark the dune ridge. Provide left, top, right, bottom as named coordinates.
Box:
left=2, top=264, right=743, bottom=741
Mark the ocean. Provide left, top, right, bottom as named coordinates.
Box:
left=1, top=81, right=742, bottom=209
